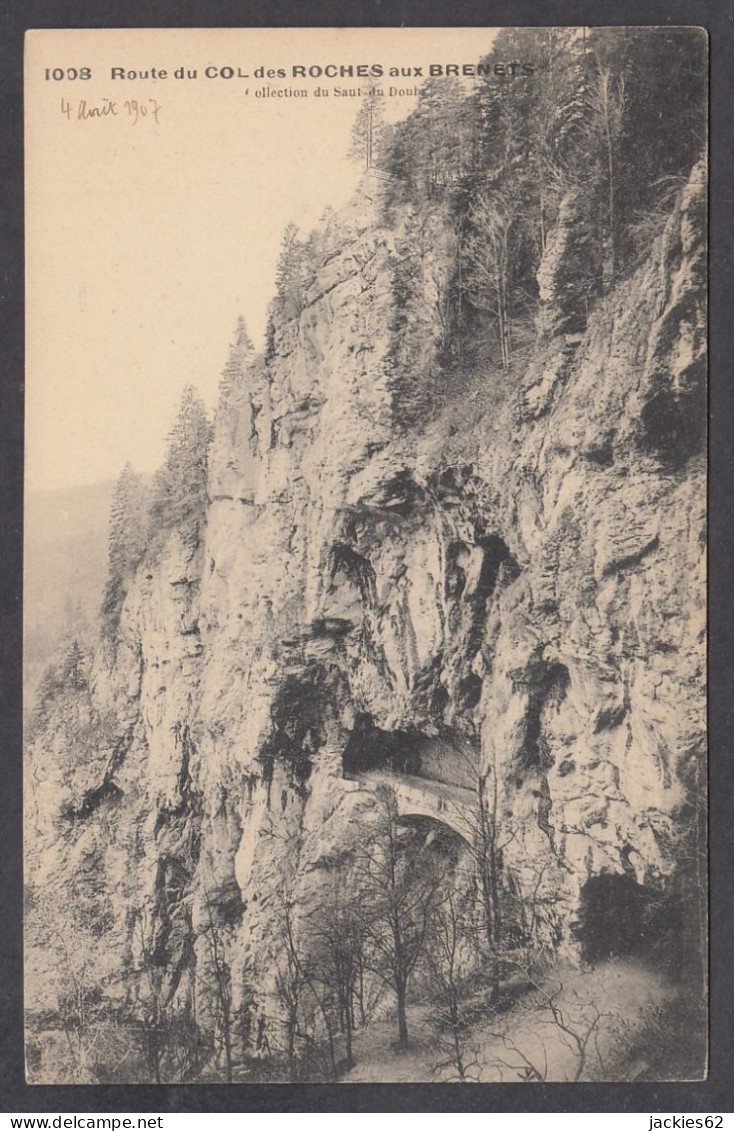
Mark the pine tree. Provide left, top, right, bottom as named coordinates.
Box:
left=349, top=88, right=386, bottom=171
left=381, top=77, right=469, bottom=205
left=218, top=316, right=255, bottom=408
left=108, top=464, right=146, bottom=576
left=29, top=661, right=61, bottom=738
left=148, top=386, right=211, bottom=551
left=211, top=317, right=258, bottom=468
left=59, top=637, right=88, bottom=691
left=414, top=77, right=470, bottom=196
left=29, top=637, right=90, bottom=738
left=100, top=462, right=146, bottom=637
left=273, top=223, right=306, bottom=322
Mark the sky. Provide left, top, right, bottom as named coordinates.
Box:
left=25, top=28, right=498, bottom=492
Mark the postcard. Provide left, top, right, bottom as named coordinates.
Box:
left=24, top=26, right=708, bottom=1084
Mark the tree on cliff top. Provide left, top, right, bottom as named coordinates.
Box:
left=147, top=385, right=211, bottom=554
left=29, top=634, right=93, bottom=739
left=100, top=462, right=147, bottom=638
left=349, top=88, right=386, bottom=172
left=273, top=223, right=307, bottom=324
left=217, top=316, right=255, bottom=408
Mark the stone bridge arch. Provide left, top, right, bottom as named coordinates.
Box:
left=355, top=769, right=476, bottom=844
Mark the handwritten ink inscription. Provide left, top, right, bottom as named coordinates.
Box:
left=60, top=97, right=161, bottom=125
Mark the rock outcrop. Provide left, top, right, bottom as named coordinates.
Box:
left=25, top=161, right=706, bottom=1081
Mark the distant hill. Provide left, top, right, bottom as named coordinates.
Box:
left=24, top=480, right=114, bottom=706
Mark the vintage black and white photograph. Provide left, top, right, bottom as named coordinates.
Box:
left=23, top=26, right=707, bottom=1085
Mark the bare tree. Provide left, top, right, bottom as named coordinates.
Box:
left=164, top=1006, right=204, bottom=1083
left=509, top=859, right=559, bottom=964
left=587, top=61, right=626, bottom=287
left=448, top=747, right=518, bottom=1001
left=199, top=896, right=235, bottom=1082
left=464, top=192, right=519, bottom=369
left=50, top=923, right=99, bottom=1081
left=353, top=785, right=441, bottom=1050
left=426, top=889, right=480, bottom=1081
left=132, top=910, right=168, bottom=1084
left=305, top=867, right=367, bottom=1071
left=485, top=961, right=607, bottom=1083
left=272, top=893, right=340, bottom=1080
left=26, top=887, right=140, bottom=1084
left=271, top=896, right=308, bottom=1078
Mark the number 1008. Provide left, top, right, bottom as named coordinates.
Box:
left=45, top=68, right=92, bottom=80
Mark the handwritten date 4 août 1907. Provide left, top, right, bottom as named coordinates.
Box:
left=60, top=96, right=161, bottom=125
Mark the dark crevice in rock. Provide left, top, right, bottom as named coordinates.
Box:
left=583, top=438, right=616, bottom=467
left=343, top=715, right=480, bottom=790
left=356, top=471, right=426, bottom=517
left=381, top=470, right=425, bottom=512
left=432, top=683, right=450, bottom=716
left=302, top=268, right=359, bottom=309
left=170, top=577, right=199, bottom=589
left=594, top=703, right=627, bottom=732
left=602, top=535, right=660, bottom=579
left=459, top=672, right=483, bottom=710
left=445, top=542, right=468, bottom=601
left=61, top=778, right=124, bottom=821
left=329, top=542, right=377, bottom=604
left=342, top=713, right=422, bottom=777
left=149, top=822, right=201, bottom=987
left=475, top=536, right=520, bottom=602
left=432, top=464, right=476, bottom=501
left=259, top=665, right=342, bottom=792
left=411, top=652, right=447, bottom=723
left=465, top=535, right=521, bottom=660
left=516, top=661, right=570, bottom=773
left=639, top=361, right=706, bottom=468
left=154, top=724, right=198, bottom=831
left=151, top=854, right=195, bottom=967
left=60, top=722, right=136, bottom=822
left=148, top=724, right=203, bottom=991
left=535, top=776, right=554, bottom=842
left=205, top=875, right=244, bottom=928
left=307, top=617, right=355, bottom=639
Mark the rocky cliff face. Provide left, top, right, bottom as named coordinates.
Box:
left=25, top=162, right=706, bottom=1079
